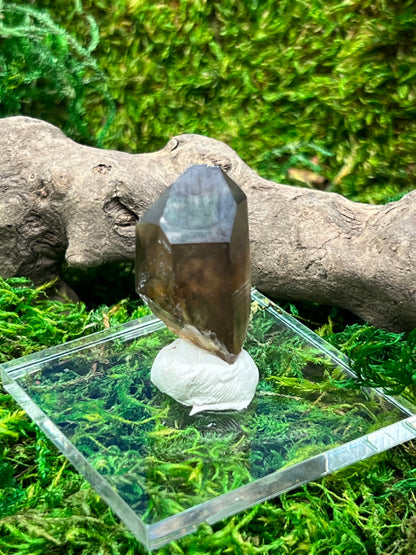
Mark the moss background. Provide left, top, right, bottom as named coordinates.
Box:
left=1, top=1, right=416, bottom=553
left=2, top=0, right=416, bottom=202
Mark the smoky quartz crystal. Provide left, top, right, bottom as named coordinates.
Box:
left=135, top=165, right=251, bottom=363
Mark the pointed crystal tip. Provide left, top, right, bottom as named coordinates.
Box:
left=136, top=165, right=251, bottom=362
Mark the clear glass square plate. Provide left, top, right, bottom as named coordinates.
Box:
left=2, top=290, right=416, bottom=550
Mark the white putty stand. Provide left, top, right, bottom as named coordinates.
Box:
left=151, top=338, right=259, bottom=415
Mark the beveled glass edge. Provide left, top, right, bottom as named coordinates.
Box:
left=1, top=378, right=151, bottom=548
left=251, top=289, right=416, bottom=417
left=146, top=415, right=416, bottom=549
left=251, top=289, right=353, bottom=371
left=1, top=315, right=165, bottom=380
left=3, top=364, right=416, bottom=551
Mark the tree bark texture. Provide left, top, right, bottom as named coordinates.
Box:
left=1, top=116, right=415, bottom=331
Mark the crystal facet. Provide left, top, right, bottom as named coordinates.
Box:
left=135, top=165, right=251, bottom=363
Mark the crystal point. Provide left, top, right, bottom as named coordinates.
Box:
left=136, top=165, right=251, bottom=363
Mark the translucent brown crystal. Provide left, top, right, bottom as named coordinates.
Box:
left=135, top=165, right=251, bottom=363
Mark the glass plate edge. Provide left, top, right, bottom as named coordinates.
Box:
left=146, top=415, right=416, bottom=549
left=1, top=377, right=152, bottom=548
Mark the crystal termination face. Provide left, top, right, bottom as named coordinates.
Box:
left=135, top=165, right=251, bottom=363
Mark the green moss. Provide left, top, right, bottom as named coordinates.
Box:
left=0, top=276, right=149, bottom=362
left=5, top=0, right=416, bottom=202
left=0, top=277, right=89, bottom=362
left=1, top=281, right=416, bottom=553
left=328, top=324, right=416, bottom=399
left=0, top=1, right=115, bottom=145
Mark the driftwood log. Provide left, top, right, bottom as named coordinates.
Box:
left=1, top=116, right=415, bottom=331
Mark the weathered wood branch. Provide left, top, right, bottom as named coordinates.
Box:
left=1, top=116, right=415, bottom=331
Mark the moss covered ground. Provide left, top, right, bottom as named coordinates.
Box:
left=1, top=278, right=416, bottom=554
left=1, top=1, right=416, bottom=553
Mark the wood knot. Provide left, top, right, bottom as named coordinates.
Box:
left=36, top=181, right=50, bottom=199
left=93, top=164, right=112, bottom=174
left=103, top=196, right=137, bottom=232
